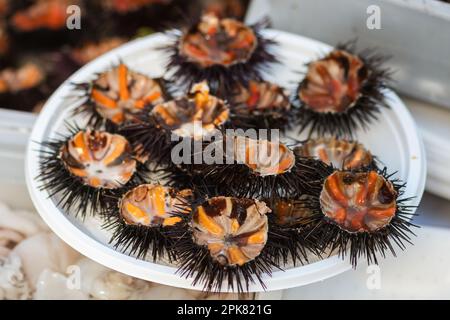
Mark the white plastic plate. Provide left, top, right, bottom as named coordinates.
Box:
left=25, top=30, right=426, bottom=292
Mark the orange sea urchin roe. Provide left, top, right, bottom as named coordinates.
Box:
left=192, top=196, right=270, bottom=266
left=320, top=171, right=397, bottom=233
left=89, top=63, right=164, bottom=125
left=232, top=80, right=291, bottom=114
left=180, top=13, right=257, bottom=68
left=294, top=138, right=373, bottom=170
left=120, top=184, right=192, bottom=227
left=151, top=81, right=229, bottom=139
left=299, top=50, right=368, bottom=114
left=59, top=130, right=136, bottom=189
left=230, top=136, right=295, bottom=176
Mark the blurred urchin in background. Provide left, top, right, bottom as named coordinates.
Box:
left=0, top=0, right=249, bottom=112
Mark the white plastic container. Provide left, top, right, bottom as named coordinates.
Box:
left=25, top=31, right=426, bottom=292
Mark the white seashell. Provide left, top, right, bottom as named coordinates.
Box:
left=34, top=269, right=88, bottom=300
left=76, top=258, right=151, bottom=300
left=12, top=233, right=81, bottom=289
left=0, top=229, right=24, bottom=258
left=0, top=203, right=48, bottom=237
left=0, top=254, right=31, bottom=300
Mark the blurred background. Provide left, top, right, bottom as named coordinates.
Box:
left=1, top=0, right=450, bottom=300
left=0, top=0, right=250, bottom=113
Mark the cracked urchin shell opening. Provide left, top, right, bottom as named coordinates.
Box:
left=294, top=44, right=391, bottom=138
left=101, top=183, right=193, bottom=261
left=119, top=81, right=230, bottom=166
left=151, top=81, right=229, bottom=140
left=168, top=195, right=283, bottom=292
left=120, top=184, right=192, bottom=227
left=320, top=170, right=397, bottom=233
left=298, top=166, right=417, bottom=267
left=165, top=14, right=278, bottom=95
left=37, top=125, right=148, bottom=217
left=74, top=63, right=166, bottom=129
left=191, top=196, right=270, bottom=267
left=229, top=135, right=295, bottom=176
left=228, top=80, right=293, bottom=130
left=180, top=13, right=257, bottom=68
left=294, top=137, right=375, bottom=171
left=59, top=129, right=137, bottom=189
left=299, top=50, right=366, bottom=114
